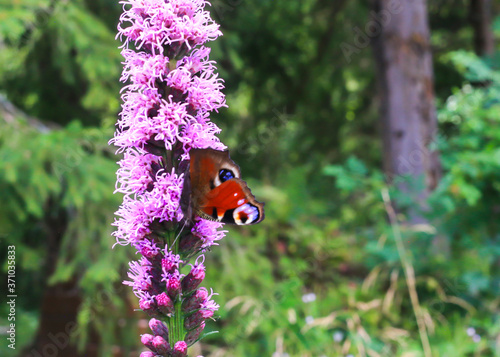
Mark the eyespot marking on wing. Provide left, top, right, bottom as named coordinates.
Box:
left=234, top=203, right=260, bottom=225
left=214, top=169, right=236, bottom=187
left=219, top=169, right=235, bottom=182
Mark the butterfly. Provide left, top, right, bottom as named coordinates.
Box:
left=181, top=148, right=265, bottom=225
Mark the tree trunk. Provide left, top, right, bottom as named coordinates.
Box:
left=21, top=200, right=99, bottom=357
left=469, top=0, right=495, bottom=57
left=372, top=0, right=441, bottom=224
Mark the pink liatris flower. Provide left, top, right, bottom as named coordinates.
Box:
left=111, top=1, right=227, bottom=355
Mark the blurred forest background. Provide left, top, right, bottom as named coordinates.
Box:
left=1, top=0, right=500, bottom=356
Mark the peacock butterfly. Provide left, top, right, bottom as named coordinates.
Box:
left=181, top=148, right=265, bottom=225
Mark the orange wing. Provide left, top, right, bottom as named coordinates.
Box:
left=198, top=178, right=264, bottom=225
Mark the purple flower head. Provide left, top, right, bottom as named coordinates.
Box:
left=113, top=196, right=153, bottom=246
left=179, top=47, right=214, bottom=74
left=121, top=50, right=170, bottom=88
left=113, top=0, right=227, bottom=354
left=162, top=246, right=182, bottom=274
left=139, top=256, right=163, bottom=283
left=181, top=255, right=206, bottom=293
left=147, top=169, right=185, bottom=222
left=115, top=149, right=162, bottom=195
left=136, top=240, right=162, bottom=260
left=117, top=0, right=222, bottom=54
left=112, top=1, right=227, bottom=157
left=124, top=260, right=155, bottom=294
left=139, top=292, right=160, bottom=318
left=191, top=220, right=226, bottom=249
left=163, top=270, right=183, bottom=300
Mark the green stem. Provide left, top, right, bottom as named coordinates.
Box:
left=167, top=229, right=185, bottom=346
left=168, top=59, right=178, bottom=71
left=163, top=150, right=173, bottom=172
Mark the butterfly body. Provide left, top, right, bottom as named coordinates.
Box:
left=183, top=149, right=264, bottom=225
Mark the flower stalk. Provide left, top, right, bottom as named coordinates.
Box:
left=111, top=1, right=227, bottom=355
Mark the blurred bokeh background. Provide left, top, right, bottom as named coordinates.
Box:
left=1, top=0, right=500, bottom=356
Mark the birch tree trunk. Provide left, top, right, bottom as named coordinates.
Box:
left=372, top=0, right=441, bottom=223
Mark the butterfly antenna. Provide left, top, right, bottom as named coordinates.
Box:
left=172, top=219, right=188, bottom=248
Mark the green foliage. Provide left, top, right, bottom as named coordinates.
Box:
left=199, top=51, right=500, bottom=356
left=0, top=112, right=138, bottom=354
left=0, top=3, right=130, bottom=352
left=210, top=0, right=381, bottom=180
left=429, top=51, right=500, bottom=299
left=0, top=1, right=121, bottom=126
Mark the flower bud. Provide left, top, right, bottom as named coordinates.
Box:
left=184, top=309, right=214, bottom=331
left=155, top=292, right=174, bottom=316
left=166, top=274, right=182, bottom=300
left=140, top=352, right=156, bottom=357
left=185, top=321, right=205, bottom=346
left=139, top=243, right=160, bottom=260
left=152, top=335, right=170, bottom=355
left=181, top=264, right=205, bottom=294
left=172, top=341, right=188, bottom=357
left=140, top=298, right=159, bottom=318
left=141, top=334, right=155, bottom=351
left=182, top=288, right=208, bottom=313
left=162, top=254, right=180, bottom=274
left=149, top=318, right=169, bottom=340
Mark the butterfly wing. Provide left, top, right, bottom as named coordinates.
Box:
left=197, top=178, right=265, bottom=225
left=189, top=149, right=239, bottom=200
